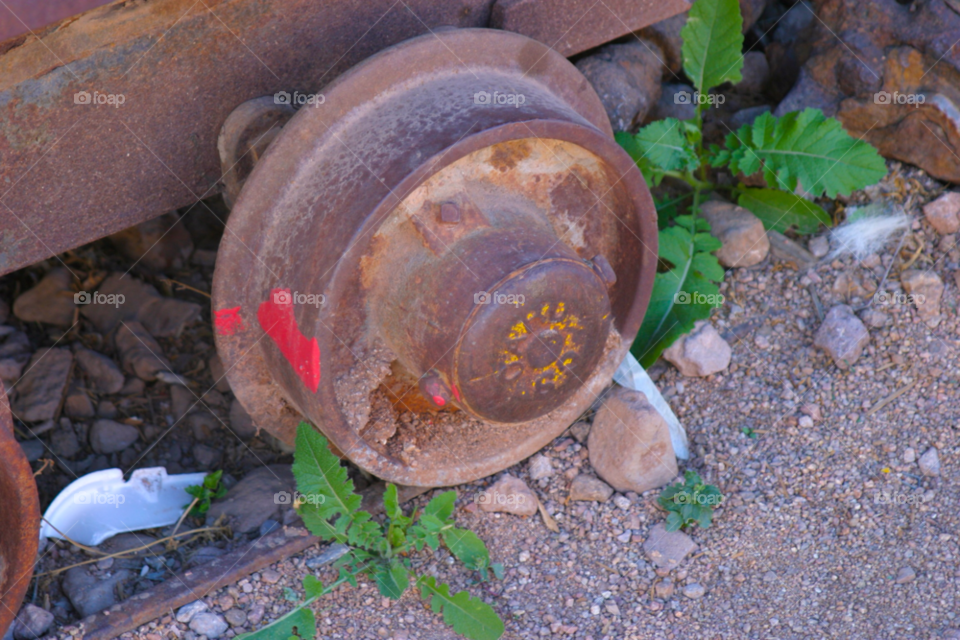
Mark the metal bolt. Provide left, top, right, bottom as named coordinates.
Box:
left=439, top=202, right=460, bottom=224
left=419, top=369, right=453, bottom=408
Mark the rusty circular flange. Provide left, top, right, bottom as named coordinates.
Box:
left=0, top=383, right=41, bottom=638
left=212, top=28, right=657, bottom=487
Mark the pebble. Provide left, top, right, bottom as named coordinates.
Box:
left=808, top=235, right=830, bottom=258
left=900, top=270, right=944, bottom=327
left=922, top=191, right=960, bottom=234
left=260, top=569, right=282, bottom=584
left=654, top=579, right=674, bottom=599
left=73, top=346, right=125, bottom=394
left=612, top=495, right=631, bottom=510
left=798, top=416, right=814, bottom=428
left=682, top=583, right=706, bottom=599
left=859, top=308, right=890, bottom=328
left=477, top=474, right=538, bottom=517
left=206, top=465, right=296, bottom=533
left=11, top=348, right=73, bottom=422
left=527, top=454, right=554, bottom=481
left=12, top=603, right=55, bottom=640
left=189, top=612, right=229, bottom=638
left=699, top=200, right=770, bottom=267
left=903, top=448, right=916, bottom=464
left=89, top=419, right=140, bottom=454
left=662, top=320, right=732, bottom=377
left=813, top=305, right=870, bottom=369
left=643, top=523, right=697, bottom=570
left=588, top=387, right=677, bottom=493
left=919, top=448, right=940, bottom=477
left=574, top=41, right=663, bottom=131
left=567, top=475, right=614, bottom=503
left=224, top=609, right=247, bottom=627
left=176, top=601, right=209, bottom=624
left=895, top=566, right=916, bottom=584
left=12, top=268, right=75, bottom=327
left=229, top=399, right=258, bottom=440
left=61, top=567, right=133, bottom=618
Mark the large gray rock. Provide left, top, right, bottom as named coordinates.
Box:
left=12, top=604, right=55, bottom=640
left=813, top=305, right=869, bottom=370
left=206, top=465, right=296, bottom=533
left=662, top=320, right=731, bottom=377
left=73, top=346, right=125, bottom=394
left=588, top=387, right=678, bottom=494
left=12, top=348, right=73, bottom=422
left=89, top=419, right=139, bottom=454
left=700, top=201, right=770, bottom=267
left=12, top=268, right=76, bottom=327
left=61, top=567, right=133, bottom=618
left=477, top=474, right=538, bottom=517
left=576, top=41, right=664, bottom=131
left=643, top=522, right=697, bottom=570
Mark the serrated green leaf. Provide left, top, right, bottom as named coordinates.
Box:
left=681, top=0, right=744, bottom=94
left=737, top=188, right=831, bottom=234
left=442, top=528, right=490, bottom=572
left=418, top=577, right=504, bottom=640
left=302, top=575, right=324, bottom=600
left=235, top=606, right=316, bottom=640
left=630, top=221, right=725, bottom=368
left=693, top=232, right=722, bottom=253
left=292, top=423, right=362, bottom=524
left=724, top=109, right=887, bottom=198
left=697, top=507, right=714, bottom=529
left=634, top=119, right=699, bottom=172
left=423, top=491, right=457, bottom=523
left=374, top=561, right=409, bottom=600
left=664, top=511, right=683, bottom=532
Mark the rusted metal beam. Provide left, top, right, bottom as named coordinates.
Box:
left=490, top=0, right=690, bottom=57
left=75, top=484, right=426, bottom=640
left=0, top=0, right=687, bottom=278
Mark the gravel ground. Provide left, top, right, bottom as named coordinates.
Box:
left=6, top=162, right=958, bottom=640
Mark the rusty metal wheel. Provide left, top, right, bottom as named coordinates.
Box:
left=0, top=383, right=41, bottom=637
left=212, top=28, right=657, bottom=487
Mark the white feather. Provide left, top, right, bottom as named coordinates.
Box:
left=828, top=209, right=910, bottom=261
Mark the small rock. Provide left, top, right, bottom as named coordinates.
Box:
left=568, top=475, right=614, bottom=503
left=97, top=400, right=118, bottom=419
left=115, top=321, right=172, bottom=381
left=12, top=604, right=55, bottom=640
left=527, top=454, right=553, bottom=481
left=259, top=519, right=281, bottom=536
left=73, top=346, right=125, bottom=394
left=193, top=443, right=222, bottom=467
left=589, top=387, right=678, bottom=493
left=699, top=200, right=770, bottom=267
left=901, top=270, right=944, bottom=327
left=64, top=387, right=96, bottom=419
left=682, top=583, right=706, bottom=599
left=206, top=465, right=296, bottom=533
left=246, top=605, right=265, bottom=626
left=813, top=305, right=869, bottom=370
left=229, top=398, right=258, bottom=439
left=12, top=269, right=76, bottom=327
left=18, top=439, right=44, bottom=462
left=261, top=569, right=282, bottom=584
left=808, top=235, right=829, bottom=258
left=735, top=51, right=769, bottom=94
left=903, top=448, right=916, bottom=464
left=613, top=495, right=631, bottom=510
left=188, top=411, right=220, bottom=440
left=81, top=272, right=202, bottom=338
left=224, top=610, right=246, bottom=628
left=109, top=213, right=194, bottom=272
left=798, top=416, right=814, bottom=428
left=478, top=474, right=539, bottom=517
left=189, top=612, right=229, bottom=639
left=654, top=579, right=674, bottom=599
left=171, top=385, right=195, bottom=421
left=576, top=41, right=663, bottom=131
left=763, top=571, right=778, bottom=582
left=895, top=566, right=916, bottom=584
left=12, top=348, right=73, bottom=422
left=859, top=308, right=889, bottom=328
left=643, top=523, right=697, bottom=570
left=208, top=354, right=232, bottom=393
left=767, top=230, right=817, bottom=268
left=120, top=377, right=145, bottom=396
left=832, top=270, right=873, bottom=300
left=919, top=448, right=940, bottom=477
left=61, top=567, right=133, bottom=618
left=176, top=601, right=209, bottom=624
left=567, top=421, right=590, bottom=444
left=662, top=320, right=731, bottom=377
left=922, top=192, right=960, bottom=234
left=50, top=426, right=81, bottom=458
left=89, top=419, right=139, bottom=454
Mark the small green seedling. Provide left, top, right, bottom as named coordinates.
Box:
left=185, top=470, right=228, bottom=518
left=740, top=426, right=757, bottom=439
left=236, top=423, right=504, bottom=640
left=658, top=470, right=724, bottom=532
left=619, top=0, right=887, bottom=366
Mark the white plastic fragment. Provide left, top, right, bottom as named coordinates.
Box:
left=613, top=352, right=690, bottom=459
left=38, top=467, right=208, bottom=546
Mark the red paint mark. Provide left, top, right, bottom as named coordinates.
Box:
left=214, top=306, right=245, bottom=336
left=432, top=395, right=446, bottom=406
left=257, top=289, right=321, bottom=393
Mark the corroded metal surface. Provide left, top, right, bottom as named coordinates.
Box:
left=0, top=0, right=687, bottom=277
left=491, top=0, right=691, bottom=57
left=212, top=29, right=657, bottom=487
left=0, top=382, right=41, bottom=639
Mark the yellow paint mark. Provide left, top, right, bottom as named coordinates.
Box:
left=508, top=322, right=528, bottom=340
